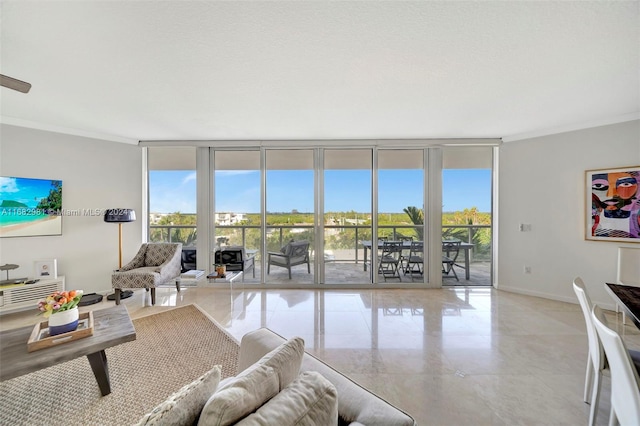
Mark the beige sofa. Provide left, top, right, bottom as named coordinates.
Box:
left=138, top=328, right=416, bottom=425
left=238, top=328, right=417, bottom=426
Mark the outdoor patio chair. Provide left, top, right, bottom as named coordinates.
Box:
left=404, top=241, right=424, bottom=277
left=181, top=247, right=197, bottom=273
left=397, top=236, right=413, bottom=272
left=214, top=246, right=256, bottom=279
left=442, top=240, right=461, bottom=281
left=267, top=240, right=310, bottom=279
left=111, top=242, right=182, bottom=305
left=378, top=241, right=402, bottom=281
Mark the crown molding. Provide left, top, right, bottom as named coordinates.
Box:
left=0, top=116, right=138, bottom=145
left=502, top=112, right=640, bottom=143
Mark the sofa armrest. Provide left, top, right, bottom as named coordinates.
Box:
left=238, top=328, right=416, bottom=426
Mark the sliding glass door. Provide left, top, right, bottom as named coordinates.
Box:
left=147, top=147, right=197, bottom=270
left=265, top=150, right=315, bottom=284
left=442, top=147, right=493, bottom=286
left=146, top=143, right=496, bottom=287
left=378, top=149, right=425, bottom=283
left=323, top=149, right=372, bottom=284
left=213, top=150, right=261, bottom=283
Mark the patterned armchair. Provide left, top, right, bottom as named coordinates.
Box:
left=112, top=243, right=182, bottom=305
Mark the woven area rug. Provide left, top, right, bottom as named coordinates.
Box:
left=0, top=304, right=239, bottom=426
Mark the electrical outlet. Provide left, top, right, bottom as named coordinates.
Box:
left=524, top=266, right=532, bottom=274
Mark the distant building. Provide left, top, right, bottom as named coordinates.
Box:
left=215, top=212, right=246, bottom=225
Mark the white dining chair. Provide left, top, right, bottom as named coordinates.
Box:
left=616, top=247, right=640, bottom=325
left=573, top=277, right=607, bottom=426
left=592, top=304, right=640, bottom=426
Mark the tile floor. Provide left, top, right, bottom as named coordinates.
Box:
left=2, top=285, right=639, bottom=425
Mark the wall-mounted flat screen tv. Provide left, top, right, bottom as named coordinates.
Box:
left=0, top=176, right=63, bottom=238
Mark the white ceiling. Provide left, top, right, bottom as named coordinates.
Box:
left=1, top=1, right=638, bottom=144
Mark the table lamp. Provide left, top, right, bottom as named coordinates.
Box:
left=104, top=208, right=136, bottom=301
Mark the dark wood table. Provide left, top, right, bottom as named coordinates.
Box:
left=0, top=305, right=136, bottom=395
left=605, top=283, right=640, bottom=328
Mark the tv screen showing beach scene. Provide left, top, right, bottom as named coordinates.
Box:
left=0, top=176, right=63, bottom=237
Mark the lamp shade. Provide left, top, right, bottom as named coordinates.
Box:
left=104, top=209, right=136, bottom=223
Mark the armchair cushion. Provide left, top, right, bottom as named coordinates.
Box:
left=280, top=241, right=293, bottom=255
left=120, top=246, right=148, bottom=271
left=146, top=243, right=180, bottom=267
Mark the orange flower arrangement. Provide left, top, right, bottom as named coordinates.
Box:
left=37, top=290, right=83, bottom=318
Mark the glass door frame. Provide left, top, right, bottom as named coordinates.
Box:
left=143, top=139, right=498, bottom=289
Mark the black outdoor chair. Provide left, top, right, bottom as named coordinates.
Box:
left=397, top=236, right=413, bottom=272
left=181, top=247, right=197, bottom=273
left=442, top=240, right=461, bottom=281
left=405, top=241, right=424, bottom=277
left=378, top=241, right=402, bottom=281
left=214, top=246, right=256, bottom=280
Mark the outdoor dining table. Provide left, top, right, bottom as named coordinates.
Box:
left=605, top=283, right=640, bottom=328
left=360, top=240, right=475, bottom=280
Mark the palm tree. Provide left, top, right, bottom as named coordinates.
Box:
left=403, top=206, right=424, bottom=240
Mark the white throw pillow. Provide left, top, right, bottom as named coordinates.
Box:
left=235, top=371, right=338, bottom=426
left=198, top=363, right=278, bottom=426
left=136, top=365, right=221, bottom=426
left=246, top=336, right=305, bottom=391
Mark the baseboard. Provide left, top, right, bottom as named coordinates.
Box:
left=497, top=284, right=617, bottom=311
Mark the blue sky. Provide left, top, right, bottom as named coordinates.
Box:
left=0, top=176, right=60, bottom=208
left=149, top=169, right=491, bottom=214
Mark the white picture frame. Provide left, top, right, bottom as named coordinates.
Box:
left=34, top=259, right=57, bottom=279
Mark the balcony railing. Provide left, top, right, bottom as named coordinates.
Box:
left=149, top=223, right=492, bottom=263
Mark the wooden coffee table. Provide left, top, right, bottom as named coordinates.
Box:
left=0, top=304, right=136, bottom=396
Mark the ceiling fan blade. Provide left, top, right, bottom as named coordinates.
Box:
left=0, top=74, right=31, bottom=93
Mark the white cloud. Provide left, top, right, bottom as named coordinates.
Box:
left=182, top=172, right=196, bottom=185
left=0, top=177, right=19, bottom=193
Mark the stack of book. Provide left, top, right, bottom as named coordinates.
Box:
left=180, top=270, right=205, bottom=280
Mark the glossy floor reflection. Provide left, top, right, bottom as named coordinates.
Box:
left=2, top=286, right=639, bottom=425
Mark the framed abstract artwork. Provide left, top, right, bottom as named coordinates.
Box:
left=586, top=166, right=640, bottom=242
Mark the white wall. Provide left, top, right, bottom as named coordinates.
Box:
left=498, top=120, right=640, bottom=309
left=0, top=124, right=143, bottom=295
